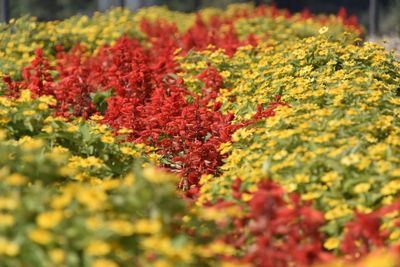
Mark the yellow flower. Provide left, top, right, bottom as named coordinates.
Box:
left=381, top=180, right=400, bottom=195
left=323, top=237, right=340, bottom=250
left=76, top=187, right=107, bottom=210
left=19, top=137, right=44, bottom=151
left=37, top=103, right=48, bottom=110
left=273, top=150, right=288, bottom=160
left=0, top=213, right=15, bottom=227
left=301, top=191, right=321, bottom=201
left=22, top=110, right=36, bottom=116
left=85, top=216, right=103, bottom=231
left=36, top=210, right=63, bottom=229
left=28, top=229, right=53, bottom=245
left=5, top=173, right=27, bottom=186
left=389, top=229, right=400, bottom=241
left=120, top=146, right=138, bottom=157
left=134, top=219, right=161, bottom=234
left=198, top=241, right=236, bottom=257
left=0, top=198, right=18, bottom=210
left=219, top=142, right=233, bottom=154
left=41, top=125, right=53, bottom=134
left=49, top=249, right=65, bottom=263
left=66, top=125, right=79, bottom=133
left=353, top=183, right=371, bottom=194
left=51, top=193, right=72, bottom=209
left=90, top=114, right=104, bottom=121
left=321, top=171, right=339, bottom=184
left=38, top=95, right=57, bottom=105
left=117, top=127, right=133, bottom=134
left=101, top=135, right=115, bottom=144
left=324, top=205, right=352, bottom=220
left=0, top=97, right=12, bottom=107
left=340, top=153, right=360, bottom=166
left=86, top=240, right=111, bottom=256
left=109, top=220, right=135, bottom=236
left=91, top=259, right=119, bottom=267
left=294, top=173, right=310, bottom=183
left=17, top=90, right=32, bottom=102
left=0, top=238, right=20, bottom=256
left=318, top=26, right=329, bottom=34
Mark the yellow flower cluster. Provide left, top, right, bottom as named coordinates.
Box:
left=185, top=34, right=400, bottom=240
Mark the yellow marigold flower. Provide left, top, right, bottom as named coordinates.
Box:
left=66, top=125, right=79, bottom=133
left=41, top=125, right=53, bottom=134
left=28, top=228, right=53, bottom=245
left=51, top=193, right=72, bottom=209
left=324, top=205, right=352, bottom=220
left=301, top=191, right=321, bottom=201
left=76, top=187, right=107, bottom=210
left=17, top=90, right=32, bottom=102
left=49, top=249, right=65, bottom=263
left=390, top=169, right=400, bottom=177
left=85, top=216, right=103, bottom=231
left=36, top=210, right=63, bottom=229
left=389, top=230, right=400, bottom=241
left=0, top=117, right=11, bottom=124
left=381, top=180, right=400, bottom=195
left=0, top=238, right=20, bottom=256
left=109, top=220, right=135, bottom=236
left=86, top=240, right=111, bottom=256
left=90, top=114, right=104, bottom=121
left=18, top=137, right=44, bottom=150
left=219, top=142, right=232, bottom=154
left=353, top=183, right=371, bottom=194
left=134, top=219, right=161, bottom=234
left=0, top=198, right=18, bottom=210
left=295, top=173, right=310, bottom=183
left=356, top=157, right=371, bottom=170
left=356, top=205, right=372, bottom=213
left=101, top=135, right=115, bottom=144
left=323, top=237, right=340, bottom=250
left=22, top=110, right=36, bottom=116
left=0, top=97, right=12, bottom=107
left=120, top=146, right=136, bottom=156
left=37, top=103, right=48, bottom=110
left=91, top=259, right=119, bottom=267
left=198, top=241, right=235, bottom=257
left=241, top=193, right=253, bottom=202
left=382, top=196, right=394, bottom=205
left=5, top=173, right=27, bottom=186
left=321, top=171, right=339, bottom=184
left=273, top=150, right=288, bottom=160
left=117, top=127, right=133, bottom=134
left=38, top=95, right=56, bottom=105
left=340, top=153, right=360, bottom=166
left=0, top=213, right=15, bottom=227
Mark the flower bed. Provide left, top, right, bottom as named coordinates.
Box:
left=0, top=4, right=399, bottom=267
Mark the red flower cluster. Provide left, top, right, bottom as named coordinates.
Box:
left=341, top=200, right=400, bottom=259
left=220, top=179, right=332, bottom=267
left=205, top=180, right=400, bottom=266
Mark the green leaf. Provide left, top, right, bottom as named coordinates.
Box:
left=90, top=89, right=114, bottom=115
